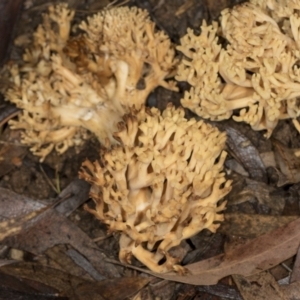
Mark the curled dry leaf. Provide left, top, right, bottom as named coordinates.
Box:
left=136, top=217, right=300, bottom=285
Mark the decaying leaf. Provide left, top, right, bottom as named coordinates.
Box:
left=1, top=205, right=120, bottom=278
left=0, top=186, right=119, bottom=278
left=219, top=213, right=298, bottom=238
left=273, top=139, right=300, bottom=185
left=0, top=261, right=92, bottom=299
left=53, top=179, right=90, bottom=216
left=0, top=137, right=27, bottom=178
left=197, top=283, right=243, bottom=299
left=0, top=262, right=151, bottom=300
left=45, top=245, right=96, bottom=281
left=227, top=177, right=286, bottom=214
left=0, top=271, right=66, bottom=300
left=280, top=281, right=300, bottom=300
left=225, top=127, right=267, bottom=182
left=0, top=260, right=18, bottom=267
left=136, top=217, right=300, bottom=285
left=75, top=277, right=152, bottom=300
left=0, top=99, right=25, bottom=177
left=0, top=179, right=90, bottom=242
left=290, top=245, right=300, bottom=283
left=0, top=191, right=49, bottom=241
left=66, top=248, right=105, bottom=281
left=233, top=271, right=288, bottom=300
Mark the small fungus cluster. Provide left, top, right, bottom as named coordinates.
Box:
left=4, top=4, right=178, bottom=160
left=79, top=105, right=232, bottom=273
left=176, top=0, right=300, bottom=137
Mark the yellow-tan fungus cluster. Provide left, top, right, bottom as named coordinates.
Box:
left=79, top=105, right=232, bottom=273
left=176, top=0, right=300, bottom=137
left=74, top=6, right=178, bottom=110
left=4, top=4, right=178, bottom=161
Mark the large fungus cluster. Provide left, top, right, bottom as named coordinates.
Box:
left=176, top=0, right=300, bottom=137
left=79, top=105, right=232, bottom=273
left=4, top=4, right=178, bottom=160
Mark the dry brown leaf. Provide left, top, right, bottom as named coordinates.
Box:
left=219, top=213, right=298, bottom=238
left=0, top=198, right=49, bottom=242
left=75, top=277, right=152, bottom=300
left=66, top=248, right=105, bottom=281
left=290, top=245, right=300, bottom=283
left=225, top=158, right=249, bottom=177
left=197, top=283, right=242, bottom=299
left=0, top=270, right=65, bottom=300
left=2, top=208, right=120, bottom=278
left=273, top=138, right=300, bottom=185
left=0, top=140, right=26, bottom=178
left=228, top=178, right=285, bottom=214
left=53, top=178, right=90, bottom=216
left=135, top=217, right=300, bottom=285
left=45, top=245, right=95, bottom=281
left=280, top=281, right=300, bottom=300
left=0, top=103, right=26, bottom=177
left=233, top=271, right=288, bottom=300
left=0, top=260, right=18, bottom=268
left=0, top=179, right=89, bottom=242
left=0, top=288, right=67, bottom=300
left=0, top=187, right=119, bottom=278
left=260, top=151, right=277, bottom=168
left=0, top=261, right=90, bottom=299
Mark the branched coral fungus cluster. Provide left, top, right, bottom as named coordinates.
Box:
left=80, top=105, right=231, bottom=273
left=177, top=0, right=300, bottom=137
left=4, top=4, right=178, bottom=160
left=6, top=0, right=291, bottom=273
